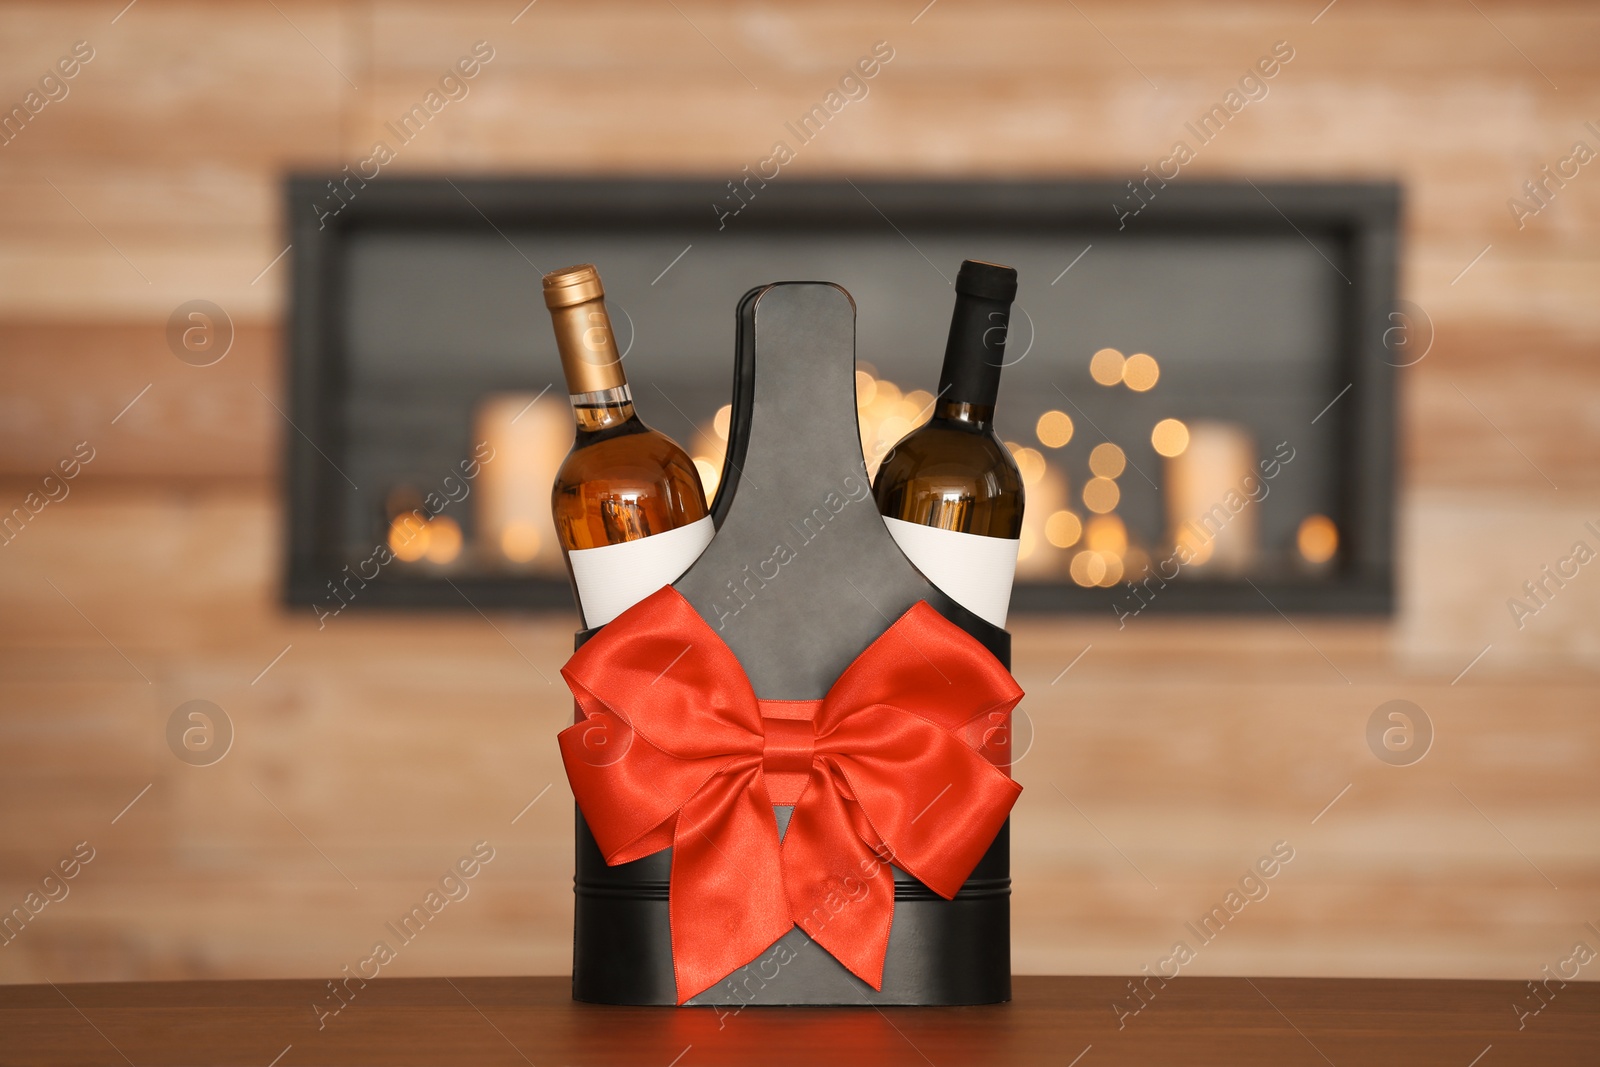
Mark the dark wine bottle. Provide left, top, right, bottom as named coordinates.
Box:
left=544, top=264, right=712, bottom=627
left=872, top=259, right=1024, bottom=627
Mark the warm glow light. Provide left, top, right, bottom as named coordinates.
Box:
left=876, top=412, right=915, bottom=470
left=890, top=398, right=923, bottom=426
left=852, top=375, right=932, bottom=477
left=1165, top=420, right=1258, bottom=574
left=1175, top=525, right=1216, bottom=567
left=1045, top=510, right=1082, bottom=548
left=1012, top=446, right=1046, bottom=486
left=1089, top=442, right=1126, bottom=478
left=1085, top=514, right=1127, bottom=554
left=1122, top=353, right=1159, bottom=392
left=1151, top=418, right=1190, bottom=457
left=1096, top=553, right=1125, bottom=588
left=855, top=370, right=877, bottom=409
left=388, top=512, right=431, bottom=562
left=1070, top=550, right=1107, bottom=586
left=693, top=456, right=721, bottom=499
left=866, top=382, right=907, bottom=429
left=1089, top=347, right=1125, bottom=386
left=713, top=404, right=732, bottom=441
left=1036, top=410, right=1074, bottom=448
left=1083, top=476, right=1120, bottom=514
left=424, top=515, right=462, bottom=564
left=1018, top=526, right=1037, bottom=562
left=1016, top=465, right=1069, bottom=581
left=905, top=389, right=935, bottom=423
left=1298, top=514, right=1339, bottom=564
left=500, top=520, right=540, bottom=563
left=474, top=392, right=571, bottom=578
left=876, top=415, right=912, bottom=452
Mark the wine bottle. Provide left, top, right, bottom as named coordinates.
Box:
left=872, top=259, right=1024, bottom=628
left=544, top=264, right=712, bottom=627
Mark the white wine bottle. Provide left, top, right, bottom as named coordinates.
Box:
left=544, top=264, right=712, bottom=627
left=872, top=260, right=1024, bottom=628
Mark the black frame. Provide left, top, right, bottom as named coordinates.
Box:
left=284, top=177, right=1398, bottom=616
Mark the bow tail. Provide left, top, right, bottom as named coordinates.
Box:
left=782, top=763, right=897, bottom=990
left=670, top=764, right=792, bottom=1003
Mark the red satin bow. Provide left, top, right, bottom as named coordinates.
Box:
left=558, top=586, right=1023, bottom=1003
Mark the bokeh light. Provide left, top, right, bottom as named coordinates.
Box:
left=1085, top=514, right=1127, bottom=554
left=1045, top=510, right=1082, bottom=548
left=1082, top=476, right=1120, bottom=513
left=1298, top=514, right=1339, bottom=564
left=875, top=415, right=912, bottom=453
left=1122, top=352, right=1160, bottom=392
left=1011, top=445, right=1046, bottom=486
left=1018, top=525, right=1037, bottom=562
left=500, top=519, right=541, bottom=563
left=855, top=370, right=877, bottom=408
left=693, top=456, right=720, bottom=499
left=1151, top=418, right=1190, bottom=457
left=1089, top=442, right=1126, bottom=478
left=1089, top=347, right=1125, bottom=386
left=423, top=515, right=462, bottom=564
left=388, top=512, right=431, bottom=562
left=1069, top=550, right=1107, bottom=586
left=1036, top=410, right=1074, bottom=448
left=713, top=404, right=732, bottom=440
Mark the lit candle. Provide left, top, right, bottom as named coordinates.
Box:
left=1164, top=419, right=1258, bottom=575
left=474, top=393, right=569, bottom=569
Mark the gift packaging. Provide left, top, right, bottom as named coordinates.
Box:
left=558, top=281, right=1023, bottom=1006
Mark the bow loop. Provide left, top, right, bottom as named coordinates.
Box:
left=559, top=587, right=1023, bottom=1003
left=819, top=601, right=1023, bottom=737
left=559, top=590, right=764, bottom=864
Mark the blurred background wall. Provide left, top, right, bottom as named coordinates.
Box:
left=0, top=0, right=1596, bottom=985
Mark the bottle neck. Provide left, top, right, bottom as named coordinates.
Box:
left=933, top=398, right=997, bottom=430
left=547, top=289, right=628, bottom=398
left=570, top=384, right=638, bottom=434
left=936, top=290, right=1012, bottom=410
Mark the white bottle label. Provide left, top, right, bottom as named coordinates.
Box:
left=568, top=515, right=715, bottom=628
left=883, top=516, right=1019, bottom=629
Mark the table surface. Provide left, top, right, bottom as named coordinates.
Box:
left=2, top=975, right=1596, bottom=1066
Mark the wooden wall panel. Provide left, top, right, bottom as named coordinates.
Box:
left=0, top=322, right=277, bottom=483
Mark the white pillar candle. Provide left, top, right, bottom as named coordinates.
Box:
left=1164, top=419, right=1259, bottom=576
left=474, top=393, right=570, bottom=571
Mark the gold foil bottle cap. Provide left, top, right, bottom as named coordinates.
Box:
left=542, top=264, right=626, bottom=393
left=543, top=263, right=606, bottom=308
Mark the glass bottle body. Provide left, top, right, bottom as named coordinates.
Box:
left=873, top=400, right=1024, bottom=539
left=551, top=385, right=709, bottom=554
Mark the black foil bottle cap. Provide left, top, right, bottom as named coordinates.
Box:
left=955, top=260, right=1019, bottom=303
left=939, top=259, right=1019, bottom=408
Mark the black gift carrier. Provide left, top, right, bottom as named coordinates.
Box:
left=571, top=281, right=1013, bottom=1006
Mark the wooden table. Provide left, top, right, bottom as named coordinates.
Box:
left=3, top=975, right=1596, bottom=1065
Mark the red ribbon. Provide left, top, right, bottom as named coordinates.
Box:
left=558, top=586, right=1023, bottom=1003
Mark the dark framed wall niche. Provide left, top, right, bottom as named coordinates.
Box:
left=283, top=177, right=1399, bottom=618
